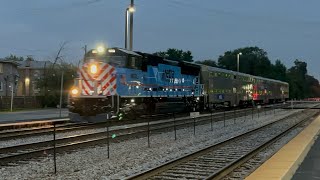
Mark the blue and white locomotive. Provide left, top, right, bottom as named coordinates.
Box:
left=68, top=47, right=204, bottom=122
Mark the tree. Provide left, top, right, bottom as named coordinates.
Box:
left=26, top=56, right=35, bottom=61
left=270, top=60, right=287, bottom=81
left=37, top=42, right=74, bottom=107
left=154, top=48, right=193, bottom=62
left=287, top=60, right=308, bottom=99
left=37, top=62, right=77, bottom=107
left=305, top=75, right=320, bottom=98
left=218, top=46, right=272, bottom=77
left=4, top=54, right=24, bottom=61
left=195, top=59, right=218, bottom=67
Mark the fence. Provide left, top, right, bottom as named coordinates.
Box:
left=0, top=96, right=42, bottom=110
left=48, top=105, right=280, bottom=174
left=0, top=103, right=291, bottom=176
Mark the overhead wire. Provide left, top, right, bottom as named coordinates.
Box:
left=168, top=0, right=320, bottom=27
left=1, top=0, right=106, bottom=16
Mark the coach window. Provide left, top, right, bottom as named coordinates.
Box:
left=0, top=81, right=2, bottom=91
left=0, top=63, right=3, bottom=73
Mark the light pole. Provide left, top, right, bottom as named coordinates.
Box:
left=59, top=71, right=64, bottom=118
left=129, top=0, right=134, bottom=50
left=125, top=1, right=135, bottom=50
left=237, top=52, right=242, bottom=72
left=10, top=83, right=14, bottom=112
left=125, top=8, right=129, bottom=49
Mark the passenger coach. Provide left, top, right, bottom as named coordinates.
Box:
left=200, top=66, right=289, bottom=109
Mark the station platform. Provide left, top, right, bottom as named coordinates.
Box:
left=0, top=118, right=69, bottom=131
left=245, top=115, right=320, bottom=180
left=0, top=108, right=68, bottom=123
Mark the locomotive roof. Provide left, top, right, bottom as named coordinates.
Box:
left=118, top=48, right=142, bottom=57
left=105, top=48, right=288, bottom=85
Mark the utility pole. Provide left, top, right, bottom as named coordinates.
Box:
left=129, top=0, right=134, bottom=50
left=82, top=45, right=87, bottom=64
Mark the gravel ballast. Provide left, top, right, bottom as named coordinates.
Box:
left=0, top=109, right=311, bottom=179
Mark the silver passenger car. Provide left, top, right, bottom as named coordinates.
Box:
left=200, top=65, right=289, bottom=108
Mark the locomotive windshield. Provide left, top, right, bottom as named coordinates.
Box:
left=84, top=50, right=126, bottom=67
left=84, top=48, right=142, bottom=69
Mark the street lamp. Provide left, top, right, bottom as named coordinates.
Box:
left=125, top=2, right=135, bottom=50
left=237, top=52, right=242, bottom=72
left=9, top=83, right=13, bottom=112
left=25, top=77, right=30, bottom=96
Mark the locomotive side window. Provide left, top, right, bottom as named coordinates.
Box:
left=127, top=56, right=142, bottom=69
left=131, top=57, right=135, bottom=67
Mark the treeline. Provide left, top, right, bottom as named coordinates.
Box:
left=154, top=47, right=320, bottom=99
left=3, top=46, right=319, bottom=105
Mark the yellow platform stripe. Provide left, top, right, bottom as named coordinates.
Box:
left=245, top=115, right=320, bottom=180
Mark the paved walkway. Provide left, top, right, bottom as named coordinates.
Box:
left=245, top=115, right=320, bottom=180
left=0, top=108, right=69, bottom=123
left=292, top=134, right=320, bottom=179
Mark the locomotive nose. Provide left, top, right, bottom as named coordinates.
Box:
left=80, top=62, right=117, bottom=96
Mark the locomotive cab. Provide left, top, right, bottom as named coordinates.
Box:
left=68, top=47, right=204, bottom=123
left=68, top=47, right=143, bottom=122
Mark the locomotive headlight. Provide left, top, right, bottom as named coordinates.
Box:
left=130, top=99, right=135, bottom=103
left=71, top=88, right=79, bottom=95
left=97, top=46, right=105, bottom=54
left=90, top=64, right=98, bottom=74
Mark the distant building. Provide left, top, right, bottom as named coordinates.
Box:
left=17, top=59, right=53, bottom=96
left=0, top=59, right=20, bottom=97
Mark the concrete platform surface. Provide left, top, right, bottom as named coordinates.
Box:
left=0, top=108, right=68, bottom=123
left=292, top=134, right=320, bottom=179
left=245, top=115, right=320, bottom=180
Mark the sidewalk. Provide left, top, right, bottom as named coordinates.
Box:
left=0, top=108, right=69, bottom=123
left=292, top=134, right=320, bottom=179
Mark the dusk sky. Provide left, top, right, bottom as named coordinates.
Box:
left=0, top=0, right=319, bottom=78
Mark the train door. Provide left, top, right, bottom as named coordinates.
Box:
left=232, top=74, right=238, bottom=107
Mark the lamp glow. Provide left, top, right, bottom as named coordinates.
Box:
left=71, top=88, right=79, bottom=95
left=128, top=6, right=135, bottom=13
left=90, top=64, right=98, bottom=74
left=97, top=46, right=105, bottom=53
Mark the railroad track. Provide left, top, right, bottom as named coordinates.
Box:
left=0, top=105, right=285, bottom=167
left=0, top=106, right=274, bottom=141
left=127, top=109, right=319, bottom=180
left=0, top=123, right=91, bottom=141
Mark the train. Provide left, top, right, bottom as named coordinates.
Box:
left=68, top=47, right=289, bottom=122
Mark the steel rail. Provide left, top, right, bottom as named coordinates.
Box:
left=126, top=109, right=317, bottom=180
left=0, top=107, right=269, bottom=141
left=0, top=105, right=288, bottom=166
left=207, top=110, right=319, bottom=180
